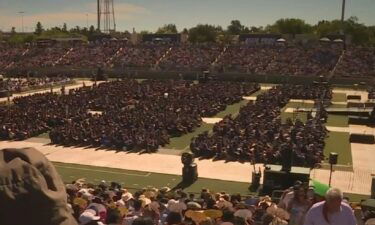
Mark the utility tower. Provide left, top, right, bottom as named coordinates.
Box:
left=97, top=0, right=116, bottom=33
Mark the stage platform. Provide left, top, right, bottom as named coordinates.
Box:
left=296, top=107, right=373, bottom=116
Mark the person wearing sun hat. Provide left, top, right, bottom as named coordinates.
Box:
left=79, top=209, right=104, bottom=225
left=0, top=147, right=78, bottom=225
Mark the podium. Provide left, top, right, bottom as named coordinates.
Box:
left=262, top=165, right=310, bottom=195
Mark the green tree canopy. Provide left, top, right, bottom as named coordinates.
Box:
left=227, top=20, right=246, bottom=35
left=156, top=24, right=178, bottom=34
left=267, top=18, right=313, bottom=36
left=35, top=22, right=44, bottom=35
left=188, top=24, right=223, bottom=43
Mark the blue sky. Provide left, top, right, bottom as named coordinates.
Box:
left=0, top=0, right=374, bottom=32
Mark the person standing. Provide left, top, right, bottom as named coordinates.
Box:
left=287, top=186, right=310, bottom=225
left=303, top=188, right=357, bottom=225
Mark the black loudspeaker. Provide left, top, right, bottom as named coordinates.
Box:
left=329, top=152, right=338, bottom=165
left=262, top=165, right=310, bottom=196
left=349, top=134, right=375, bottom=144
left=181, top=152, right=194, bottom=166
left=182, top=163, right=198, bottom=183
left=181, top=153, right=198, bottom=184
left=371, top=177, right=375, bottom=199
left=347, top=95, right=361, bottom=100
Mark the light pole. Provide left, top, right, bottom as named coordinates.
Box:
left=18, top=11, right=25, bottom=33
left=340, top=0, right=346, bottom=34
left=86, top=13, right=89, bottom=29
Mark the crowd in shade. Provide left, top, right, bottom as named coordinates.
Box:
left=0, top=80, right=259, bottom=151
left=2, top=42, right=373, bottom=77
left=215, top=46, right=340, bottom=76
left=191, top=85, right=331, bottom=168
left=0, top=76, right=71, bottom=92
left=334, top=47, right=375, bottom=77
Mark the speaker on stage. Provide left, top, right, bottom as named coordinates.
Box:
left=371, top=177, right=375, bottom=199
left=329, top=152, right=338, bottom=165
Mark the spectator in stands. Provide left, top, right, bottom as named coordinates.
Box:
left=303, top=188, right=356, bottom=225
left=0, top=148, right=78, bottom=225
left=287, top=185, right=311, bottom=225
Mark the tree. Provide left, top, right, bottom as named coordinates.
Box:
left=62, top=23, right=68, bottom=32
left=35, top=22, right=44, bottom=35
left=11, top=27, right=16, bottom=34
left=188, top=24, right=222, bottom=43
left=249, top=26, right=264, bottom=33
left=89, top=25, right=96, bottom=33
left=140, top=30, right=151, bottom=35
left=156, top=24, right=178, bottom=34
left=268, top=18, right=312, bottom=36
left=227, top=20, right=245, bottom=35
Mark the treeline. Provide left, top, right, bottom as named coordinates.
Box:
left=1, top=17, right=375, bottom=46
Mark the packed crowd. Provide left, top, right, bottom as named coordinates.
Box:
left=9, top=45, right=71, bottom=68
left=0, top=45, right=28, bottom=70
left=369, top=87, right=375, bottom=100
left=159, top=44, right=223, bottom=71
left=216, top=46, right=340, bottom=76
left=116, top=44, right=170, bottom=68
left=0, top=146, right=360, bottom=225
left=62, top=179, right=358, bottom=225
left=0, top=76, right=71, bottom=92
left=5, top=43, right=373, bottom=78
left=334, top=47, right=375, bottom=77
left=0, top=80, right=259, bottom=152
left=191, top=85, right=330, bottom=168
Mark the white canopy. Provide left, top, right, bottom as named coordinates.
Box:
left=276, top=38, right=286, bottom=42
left=333, top=38, right=344, bottom=43
left=319, top=37, right=331, bottom=42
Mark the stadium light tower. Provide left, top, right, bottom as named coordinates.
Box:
left=340, top=0, right=346, bottom=34
left=97, top=0, right=116, bottom=33
left=18, top=11, right=25, bottom=33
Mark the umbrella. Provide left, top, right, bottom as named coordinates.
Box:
left=311, top=179, right=330, bottom=197
left=333, top=39, right=344, bottom=43
left=319, top=37, right=331, bottom=42
left=277, top=38, right=286, bottom=42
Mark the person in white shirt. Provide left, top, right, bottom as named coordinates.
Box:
left=303, top=188, right=357, bottom=225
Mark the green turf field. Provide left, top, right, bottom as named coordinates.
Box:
left=215, top=100, right=249, bottom=118
left=281, top=112, right=308, bottom=123
left=326, top=114, right=349, bottom=127
left=283, top=102, right=315, bottom=109
left=164, top=123, right=214, bottom=150
left=53, top=162, right=252, bottom=194
left=332, top=93, right=347, bottom=102
left=324, top=131, right=352, bottom=166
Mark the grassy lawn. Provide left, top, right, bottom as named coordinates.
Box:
left=249, top=89, right=267, bottom=97
left=215, top=100, right=249, bottom=118
left=283, top=102, right=315, bottom=109
left=281, top=112, right=308, bottom=123
left=53, top=162, right=251, bottom=195
left=164, top=123, right=214, bottom=150
left=324, top=131, right=352, bottom=166
left=332, top=93, right=347, bottom=102
left=328, top=104, right=348, bottom=108
left=326, top=114, right=349, bottom=127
